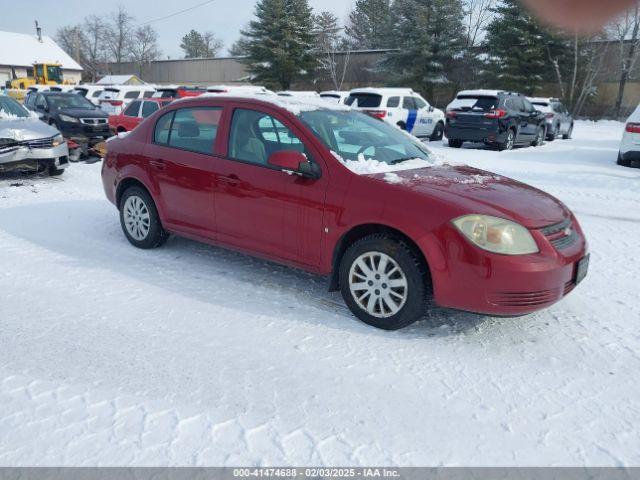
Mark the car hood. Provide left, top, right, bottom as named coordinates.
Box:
left=56, top=108, right=107, bottom=118
left=377, top=165, right=568, bottom=229
left=0, top=117, right=59, bottom=141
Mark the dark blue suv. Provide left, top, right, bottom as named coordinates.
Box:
left=445, top=90, right=547, bottom=151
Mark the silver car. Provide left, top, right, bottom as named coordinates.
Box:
left=528, top=97, right=574, bottom=141
left=0, top=96, right=69, bottom=175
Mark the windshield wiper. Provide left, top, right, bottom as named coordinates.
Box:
left=389, top=157, right=417, bottom=165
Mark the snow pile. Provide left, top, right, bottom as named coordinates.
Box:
left=332, top=151, right=437, bottom=174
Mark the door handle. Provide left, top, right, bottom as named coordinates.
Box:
left=150, top=159, right=165, bottom=169
left=218, top=174, right=240, bottom=187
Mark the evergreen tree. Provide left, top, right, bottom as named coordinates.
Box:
left=345, top=0, right=392, bottom=49
left=484, top=0, right=548, bottom=94
left=180, top=30, right=223, bottom=58
left=383, top=0, right=466, bottom=98
left=240, top=0, right=317, bottom=89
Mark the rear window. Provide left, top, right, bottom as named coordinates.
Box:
left=345, top=93, right=382, bottom=108
left=124, top=91, right=140, bottom=99
left=387, top=96, right=400, bottom=108
left=449, top=96, right=498, bottom=112
left=532, top=102, right=552, bottom=113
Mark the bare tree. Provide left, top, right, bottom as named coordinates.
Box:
left=106, top=5, right=135, bottom=66
left=83, top=15, right=109, bottom=82
left=203, top=32, right=224, bottom=57
left=464, top=0, right=496, bottom=48
left=130, top=25, right=161, bottom=76
left=55, top=25, right=85, bottom=65
left=314, top=11, right=351, bottom=91
left=607, top=5, right=640, bottom=117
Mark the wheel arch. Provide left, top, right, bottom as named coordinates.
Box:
left=328, top=223, right=432, bottom=292
left=115, top=177, right=153, bottom=209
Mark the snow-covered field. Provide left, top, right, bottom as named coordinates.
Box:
left=1, top=121, right=639, bottom=466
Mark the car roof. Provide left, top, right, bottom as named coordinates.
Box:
left=349, top=87, right=416, bottom=96
left=172, top=92, right=352, bottom=115
left=528, top=97, right=560, bottom=103
left=456, top=89, right=519, bottom=97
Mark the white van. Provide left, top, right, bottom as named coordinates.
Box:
left=98, top=85, right=156, bottom=115
left=320, top=91, right=350, bottom=104
left=346, top=87, right=445, bottom=140
left=73, top=85, right=105, bottom=106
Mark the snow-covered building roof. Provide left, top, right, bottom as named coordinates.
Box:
left=96, top=75, right=146, bottom=86
left=0, top=30, right=82, bottom=70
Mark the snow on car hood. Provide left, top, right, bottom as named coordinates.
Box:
left=0, top=117, right=59, bottom=142
left=375, top=165, right=569, bottom=229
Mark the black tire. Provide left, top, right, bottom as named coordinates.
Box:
left=48, top=165, right=65, bottom=176
left=339, top=234, right=431, bottom=330
left=547, top=124, right=558, bottom=141
left=617, top=152, right=631, bottom=167
left=563, top=124, right=573, bottom=139
left=119, top=186, right=169, bottom=249
left=532, top=126, right=545, bottom=147
left=397, top=121, right=407, bottom=131
left=498, top=129, right=515, bottom=151
left=429, top=121, right=444, bottom=141
left=448, top=139, right=463, bottom=148
left=631, top=160, right=640, bottom=168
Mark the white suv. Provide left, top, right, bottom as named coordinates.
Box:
left=346, top=88, right=445, bottom=140
left=98, top=86, right=157, bottom=115
left=618, top=103, right=640, bottom=168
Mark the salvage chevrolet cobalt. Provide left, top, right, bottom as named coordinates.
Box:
left=102, top=94, right=589, bottom=330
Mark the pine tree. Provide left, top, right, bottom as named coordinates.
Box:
left=180, top=30, right=207, bottom=58
left=484, top=0, right=548, bottom=94
left=240, top=0, right=317, bottom=90
left=383, top=0, right=466, bottom=98
left=345, top=0, right=392, bottom=49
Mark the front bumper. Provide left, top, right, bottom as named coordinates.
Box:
left=0, top=142, right=70, bottom=173
left=59, top=122, right=112, bottom=144
left=422, top=218, right=589, bottom=316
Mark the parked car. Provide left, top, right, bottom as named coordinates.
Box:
left=109, top=98, right=172, bottom=133
left=346, top=87, right=445, bottom=141
left=24, top=91, right=111, bottom=153
left=207, top=85, right=274, bottom=95
left=320, top=91, right=350, bottom=104
left=277, top=91, right=320, bottom=98
left=0, top=95, right=69, bottom=175
left=49, top=85, right=78, bottom=93
left=102, top=95, right=589, bottom=330
left=152, top=86, right=205, bottom=99
left=445, top=90, right=547, bottom=150
left=73, top=85, right=105, bottom=106
left=618, top=103, right=640, bottom=168
left=528, top=97, right=574, bottom=140
left=98, top=86, right=156, bottom=115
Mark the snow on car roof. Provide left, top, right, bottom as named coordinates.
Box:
left=528, top=97, right=560, bottom=104
left=349, top=87, right=416, bottom=95
left=178, top=92, right=352, bottom=115
left=456, top=89, right=512, bottom=97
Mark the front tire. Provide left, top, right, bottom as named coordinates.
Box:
left=429, top=121, right=444, bottom=141
left=339, top=234, right=431, bottom=330
left=563, top=124, right=573, bottom=139
left=119, top=186, right=169, bottom=249
left=48, top=165, right=65, bottom=176
left=532, top=126, right=545, bottom=147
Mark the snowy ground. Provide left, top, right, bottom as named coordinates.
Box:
left=0, top=121, right=639, bottom=466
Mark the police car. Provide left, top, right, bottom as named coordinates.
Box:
left=345, top=88, right=445, bottom=140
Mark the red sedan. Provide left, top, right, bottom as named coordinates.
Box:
left=102, top=95, right=589, bottom=330
left=108, top=98, right=171, bottom=133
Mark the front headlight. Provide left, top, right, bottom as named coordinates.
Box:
left=59, top=114, right=79, bottom=123
left=452, top=215, right=539, bottom=255
left=52, top=134, right=64, bottom=146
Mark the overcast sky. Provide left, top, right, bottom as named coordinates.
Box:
left=0, top=0, right=353, bottom=59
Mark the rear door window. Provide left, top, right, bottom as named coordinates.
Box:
left=345, top=93, right=382, bottom=108
left=387, top=96, right=400, bottom=108
left=168, top=107, right=222, bottom=154
left=124, top=91, right=140, bottom=99
left=141, top=101, right=159, bottom=118
left=143, top=91, right=154, bottom=98
left=154, top=111, right=174, bottom=144
left=124, top=101, right=142, bottom=117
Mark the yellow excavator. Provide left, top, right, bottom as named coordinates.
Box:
left=7, top=63, right=69, bottom=101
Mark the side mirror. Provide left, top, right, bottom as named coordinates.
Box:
left=268, top=150, right=319, bottom=179
left=428, top=105, right=434, bottom=112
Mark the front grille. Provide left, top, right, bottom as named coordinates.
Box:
left=540, top=219, right=577, bottom=250
left=488, top=289, right=560, bottom=307
left=80, top=118, right=108, bottom=125
left=20, top=137, right=55, bottom=149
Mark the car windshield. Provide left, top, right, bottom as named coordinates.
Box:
left=449, top=96, right=498, bottom=112
left=47, top=95, right=96, bottom=110
left=0, top=96, right=30, bottom=119
left=532, top=102, right=552, bottom=112
left=299, top=109, right=432, bottom=165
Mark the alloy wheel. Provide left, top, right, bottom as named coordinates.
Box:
left=349, top=252, right=408, bottom=318
left=123, top=195, right=151, bottom=241
left=506, top=131, right=514, bottom=150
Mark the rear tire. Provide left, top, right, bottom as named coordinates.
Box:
left=429, top=121, right=444, bottom=141
left=547, top=124, right=558, bottom=141
left=563, top=124, right=573, bottom=139
left=448, top=139, right=463, bottom=148
left=119, top=186, right=169, bottom=249
left=397, top=121, right=407, bottom=131
left=339, top=234, right=431, bottom=330
left=498, top=129, right=515, bottom=151
left=617, top=152, right=631, bottom=167
left=532, top=126, right=545, bottom=147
